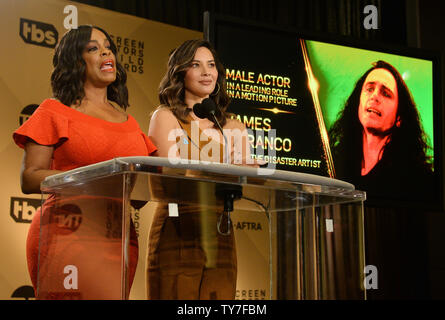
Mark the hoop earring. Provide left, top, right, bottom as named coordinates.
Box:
left=211, top=82, right=220, bottom=96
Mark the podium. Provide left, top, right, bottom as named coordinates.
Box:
left=38, top=156, right=366, bottom=300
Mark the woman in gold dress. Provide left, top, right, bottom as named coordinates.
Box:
left=146, top=39, right=255, bottom=299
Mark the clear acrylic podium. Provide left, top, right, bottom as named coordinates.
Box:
left=38, top=156, right=366, bottom=300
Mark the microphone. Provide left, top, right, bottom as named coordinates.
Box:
left=192, top=98, right=230, bottom=164
left=192, top=98, right=217, bottom=120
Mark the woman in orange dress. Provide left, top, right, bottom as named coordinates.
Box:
left=13, top=25, right=156, bottom=299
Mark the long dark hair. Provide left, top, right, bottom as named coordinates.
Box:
left=329, top=60, right=432, bottom=179
left=158, top=39, right=230, bottom=127
left=51, top=25, right=129, bottom=109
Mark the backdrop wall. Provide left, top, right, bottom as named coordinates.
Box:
left=0, top=0, right=269, bottom=300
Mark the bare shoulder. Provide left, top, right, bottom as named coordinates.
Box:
left=151, top=106, right=176, bottom=119
left=150, top=106, right=179, bottom=126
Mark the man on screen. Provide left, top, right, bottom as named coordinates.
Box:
left=329, top=60, right=433, bottom=201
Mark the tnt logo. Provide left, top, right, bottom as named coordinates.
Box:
left=19, top=104, right=39, bottom=125
left=50, top=204, right=82, bottom=235
left=10, top=197, right=41, bottom=223
left=19, top=18, right=58, bottom=48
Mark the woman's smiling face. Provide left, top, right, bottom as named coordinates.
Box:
left=184, top=46, right=218, bottom=100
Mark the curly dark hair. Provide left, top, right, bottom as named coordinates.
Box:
left=51, top=25, right=129, bottom=109
left=329, top=60, right=433, bottom=181
left=158, top=39, right=230, bottom=127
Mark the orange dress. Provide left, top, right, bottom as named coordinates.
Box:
left=146, top=115, right=237, bottom=300
left=13, top=99, right=157, bottom=299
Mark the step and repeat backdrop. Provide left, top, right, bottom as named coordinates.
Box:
left=0, top=0, right=269, bottom=300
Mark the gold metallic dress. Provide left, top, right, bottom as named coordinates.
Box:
left=146, top=115, right=237, bottom=300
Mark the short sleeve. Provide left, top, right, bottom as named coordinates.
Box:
left=13, top=103, right=69, bottom=149
left=141, top=132, right=157, bottom=155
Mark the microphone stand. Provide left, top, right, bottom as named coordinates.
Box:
left=210, top=112, right=230, bottom=165
left=193, top=99, right=241, bottom=236
left=208, top=112, right=242, bottom=236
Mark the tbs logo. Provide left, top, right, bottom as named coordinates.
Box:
left=19, top=104, right=39, bottom=126
left=10, top=197, right=41, bottom=223
left=19, top=18, right=58, bottom=48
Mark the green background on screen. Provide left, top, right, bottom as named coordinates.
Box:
left=305, top=40, right=434, bottom=160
